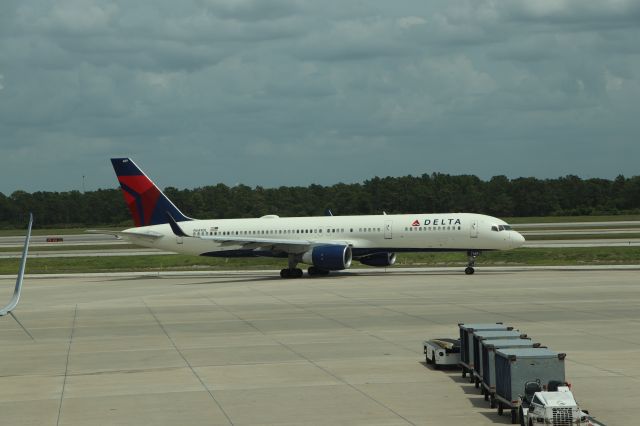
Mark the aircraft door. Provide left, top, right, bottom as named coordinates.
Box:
left=384, top=220, right=393, bottom=239
left=470, top=220, right=479, bottom=238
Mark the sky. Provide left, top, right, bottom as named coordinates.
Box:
left=1, top=0, right=639, bottom=194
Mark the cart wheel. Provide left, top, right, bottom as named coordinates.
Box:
left=432, top=354, right=439, bottom=369
left=519, top=407, right=525, bottom=426
left=426, top=354, right=432, bottom=364
left=462, top=368, right=467, bottom=378
left=484, top=389, right=489, bottom=401
left=490, top=395, right=496, bottom=409
left=498, top=402, right=503, bottom=415
left=511, top=408, right=518, bottom=424
left=474, top=377, right=479, bottom=388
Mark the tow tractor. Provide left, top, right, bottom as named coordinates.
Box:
left=519, top=380, right=605, bottom=426
left=423, top=338, right=460, bottom=368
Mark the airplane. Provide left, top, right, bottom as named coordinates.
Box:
left=1, top=213, right=33, bottom=316
left=104, top=158, right=525, bottom=278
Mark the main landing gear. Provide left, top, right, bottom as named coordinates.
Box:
left=280, top=268, right=303, bottom=278
left=280, top=254, right=303, bottom=278
left=465, top=250, right=481, bottom=275
left=279, top=255, right=331, bottom=278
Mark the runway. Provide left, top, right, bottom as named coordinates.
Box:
left=1, top=268, right=637, bottom=425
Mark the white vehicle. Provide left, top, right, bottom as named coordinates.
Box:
left=99, top=158, right=525, bottom=278
left=423, top=338, right=460, bottom=368
left=520, top=380, right=603, bottom=426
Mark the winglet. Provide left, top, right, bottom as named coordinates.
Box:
left=166, top=212, right=189, bottom=237
left=0, top=213, right=33, bottom=316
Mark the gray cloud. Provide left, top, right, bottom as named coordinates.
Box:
left=1, top=0, right=639, bottom=194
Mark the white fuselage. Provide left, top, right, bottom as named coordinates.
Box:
left=121, top=213, right=525, bottom=258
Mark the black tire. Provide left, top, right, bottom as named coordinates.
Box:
left=462, top=368, right=467, bottom=378
left=425, top=351, right=432, bottom=364
left=498, top=402, right=503, bottom=416
left=484, top=389, right=489, bottom=401
left=519, top=407, right=525, bottom=426
left=465, top=267, right=475, bottom=275
left=490, top=395, right=496, bottom=409
left=511, top=408, right=518, bottom=424
left=474, top=377, right=479, bottom=388
left=432, top=354, right=439, bottom=369
left=528, top=419, right=534, bottom=426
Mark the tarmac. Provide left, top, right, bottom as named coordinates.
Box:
left=1, top=268, right=638, bottom=425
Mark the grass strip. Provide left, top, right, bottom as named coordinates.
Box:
left=1, top=247, right=638, bottom=275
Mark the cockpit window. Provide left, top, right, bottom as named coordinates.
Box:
left=491, top=225, right=499, bottom=232
left=503, top=225, right=512, bottom=231
left=498, top=225, right=505, bottom=231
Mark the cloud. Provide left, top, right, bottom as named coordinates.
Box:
left=0, top=0, right=639, bottom=194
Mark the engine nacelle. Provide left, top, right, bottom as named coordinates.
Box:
left=359, top=252, right=397, bottom=267
left=302, top=245, right=352, bottom=270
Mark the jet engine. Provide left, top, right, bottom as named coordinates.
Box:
left=358, top=252, right=397, bottom=267
left=302, top=244, right=352, bottom=270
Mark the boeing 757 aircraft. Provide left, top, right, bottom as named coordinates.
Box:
left=105, top=158, right=525, bottom=278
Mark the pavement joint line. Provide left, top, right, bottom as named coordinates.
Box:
left=3, top=264, right=640, bottom=279
left=252, top=285, right=422, bottom=355
left=238, top=288, right=418, bottom=426
left=56, top=304, right=77, bottom=426
left=451, top=300, right=640, bottom=379
left=142, top=300, right=235, bottom=426
left=314, top=284, right=449, bottom=332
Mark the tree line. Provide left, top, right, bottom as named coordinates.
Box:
left=1, top=174, right=639, bottom=228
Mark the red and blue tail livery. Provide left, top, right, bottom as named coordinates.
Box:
left=111, top=158, right=191, bottom=226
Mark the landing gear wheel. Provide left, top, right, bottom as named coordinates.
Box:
left=465, top=250, right=480, bottom=274
left=432, top=354, right=439, bottom=369
left=280, top=268, right=303, bottom=278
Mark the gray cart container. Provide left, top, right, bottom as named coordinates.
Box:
left=494, top=347, right=566, bottom=421
left=480, top=339, right=539, bottom=407
left=472, top=330, right=527, bottom=381
left=458, top=323, right=511, bottom=377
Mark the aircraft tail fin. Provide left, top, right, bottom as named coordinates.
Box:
left=111, top=158, right=193, bottom=227
left=0, top=213, right=32, bottom=316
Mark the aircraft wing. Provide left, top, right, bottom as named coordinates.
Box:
left=0, top=213, right=33, bottom=316
left=86, top=229, right=164, bottom=240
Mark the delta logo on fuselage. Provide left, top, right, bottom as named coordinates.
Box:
left=411, top=218, right=462, bottom=226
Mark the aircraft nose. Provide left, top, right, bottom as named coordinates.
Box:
left=512, top=232, right=525, bottom=248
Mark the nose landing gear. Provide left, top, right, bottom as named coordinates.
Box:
left=465, top=250, right=481, bottom=275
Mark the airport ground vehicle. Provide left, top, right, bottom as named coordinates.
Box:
left=495, top=348, right=566, bottom=424
left=481, top=339, right=539, bottom=408
left=519, top=380, right=604, bottom=426
left=458, top=322, right=511, bottom=378
left=423, top=338, right=460, bottom=368
left=472, top=329, right=527, bottom=388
